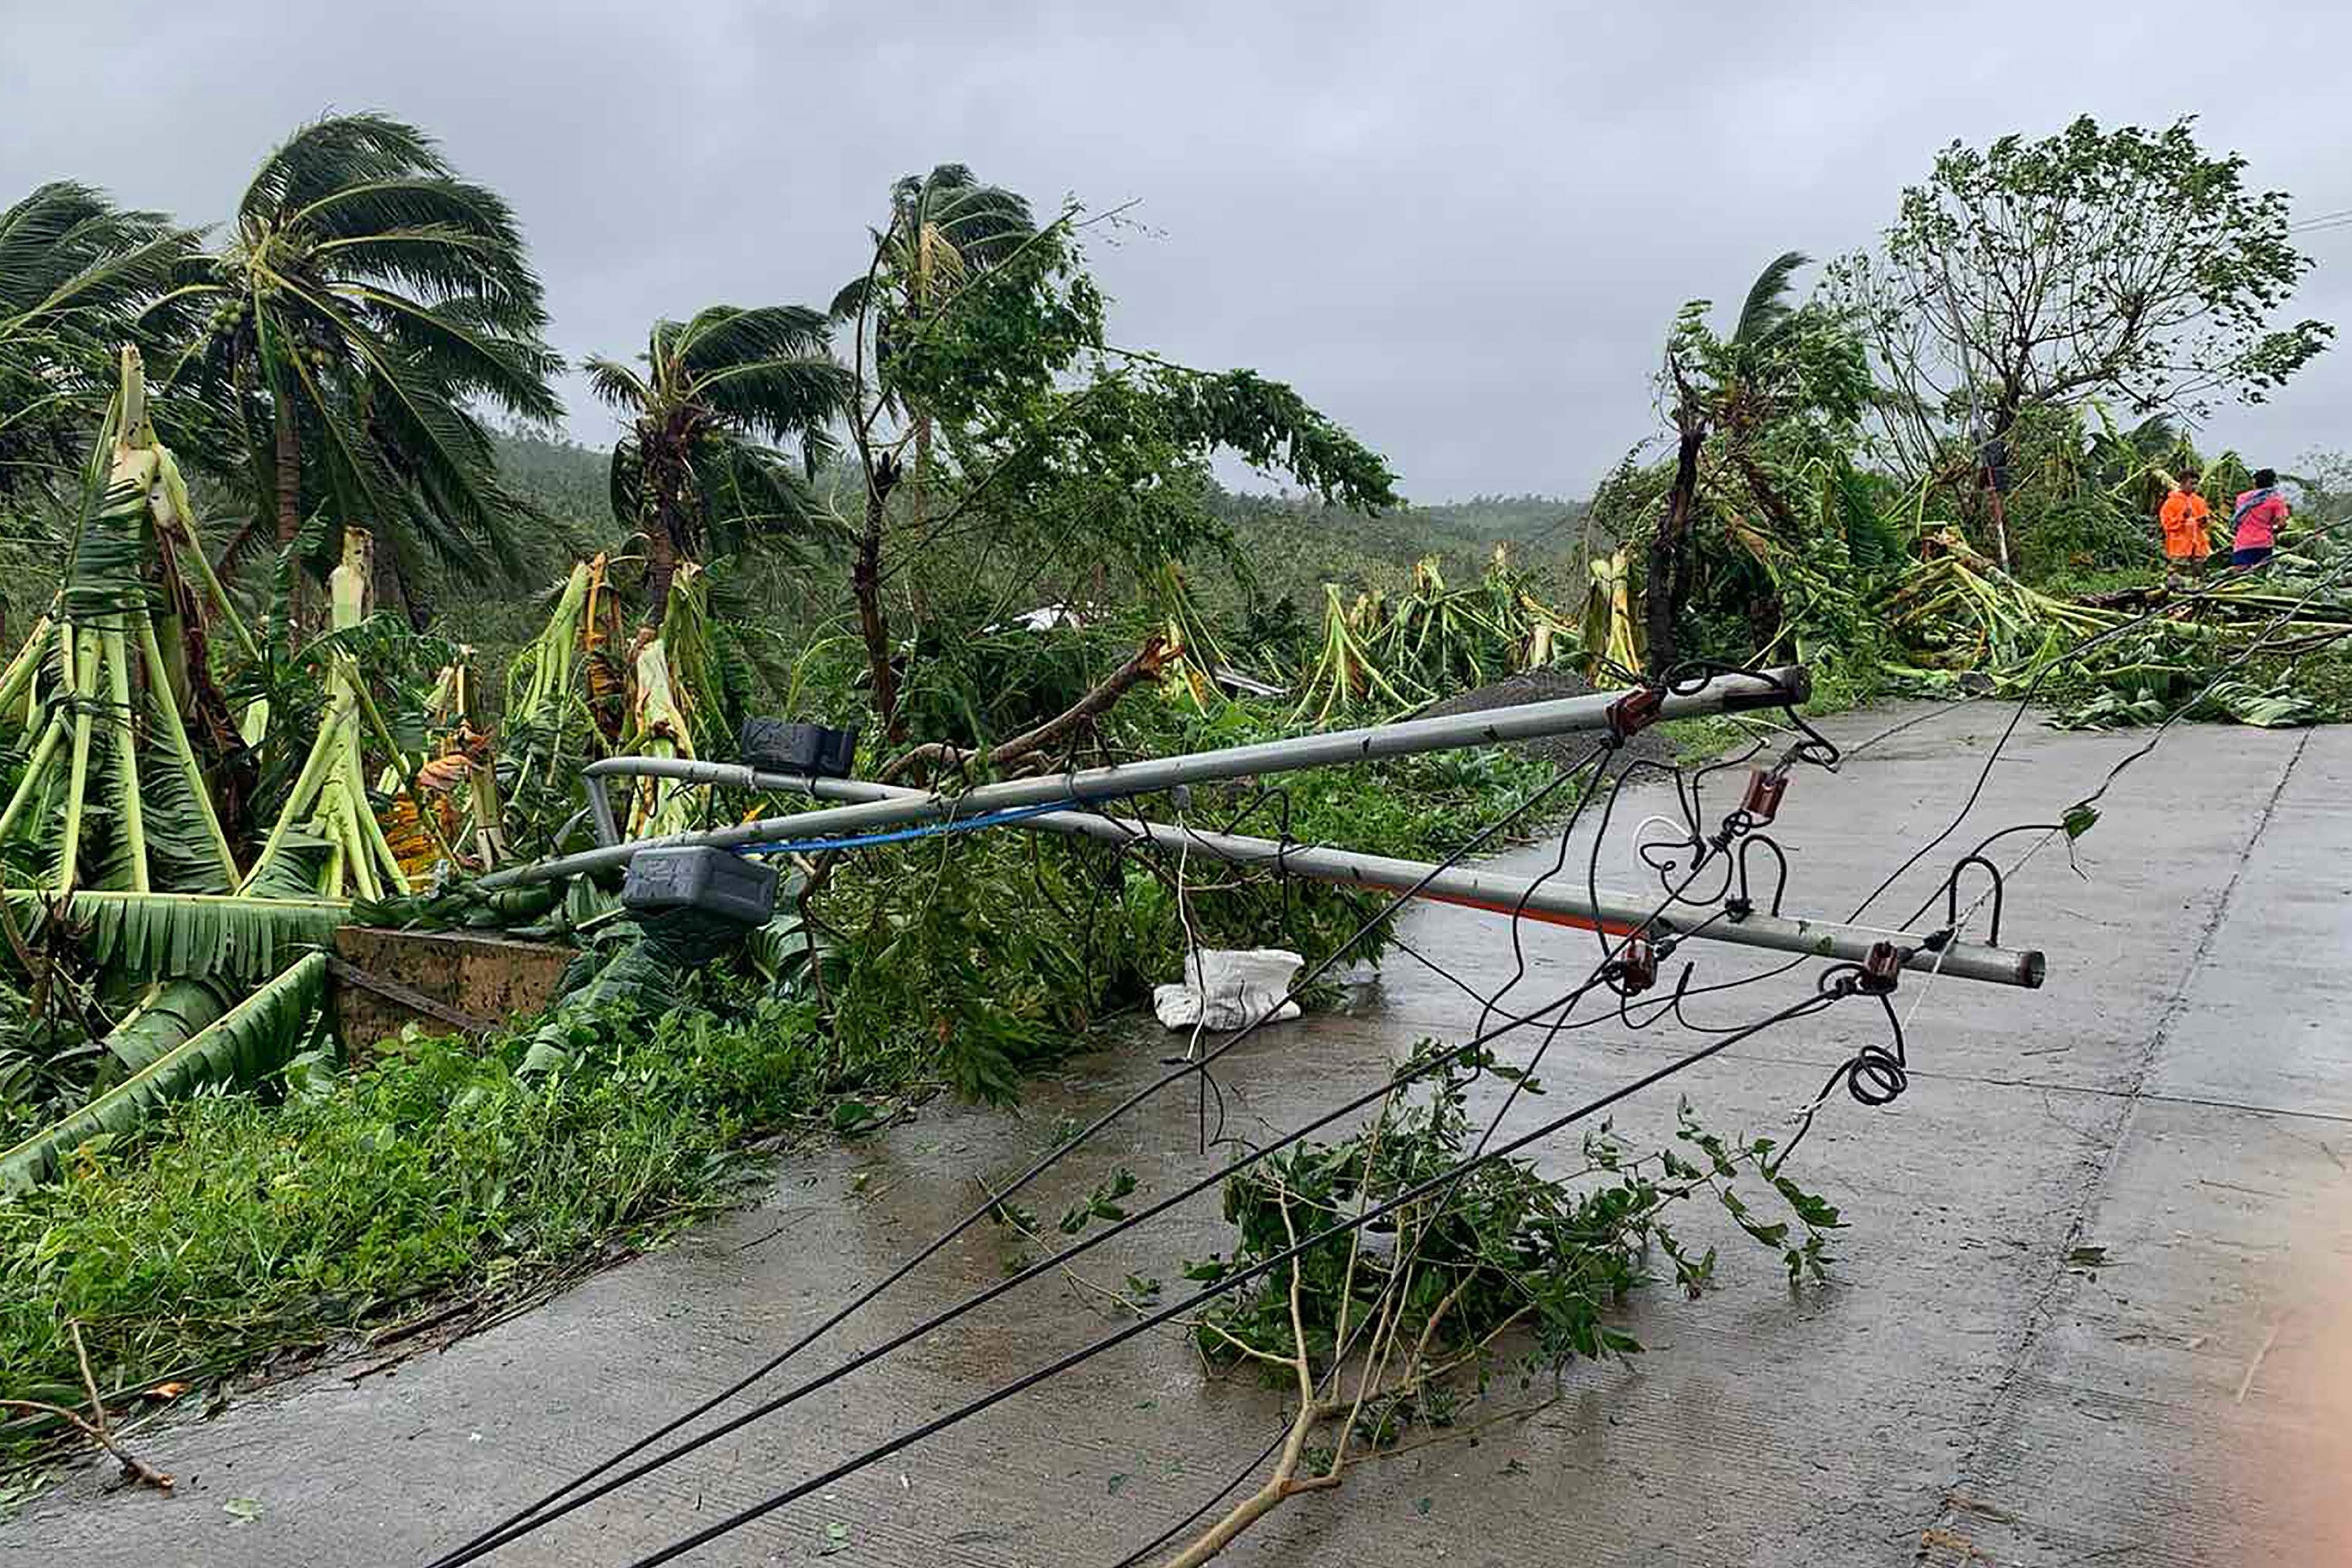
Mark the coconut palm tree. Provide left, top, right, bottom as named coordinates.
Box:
left=588, top=305, right=849, bottom=624
left=159, top=114, right=560, bottom=614
left=832, top=164, right=1038, bottom=520
left=0, top=181, right=198, bottom=496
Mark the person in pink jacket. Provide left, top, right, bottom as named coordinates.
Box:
left=2231, top=468, right=2289, bottom=568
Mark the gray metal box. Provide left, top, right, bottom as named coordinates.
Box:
left=619, top=845, right=778, bottom=928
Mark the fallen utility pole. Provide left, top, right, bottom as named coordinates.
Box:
left=569, top=759, right=2045, bottom=990
left=485, top=667, right=1807, bottom=890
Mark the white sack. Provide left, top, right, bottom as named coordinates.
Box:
left=1153, top=948, right=1305, bottom=1032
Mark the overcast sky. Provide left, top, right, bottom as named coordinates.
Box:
left=6, top=0, right=2348, bottom=503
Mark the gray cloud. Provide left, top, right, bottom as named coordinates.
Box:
left=4, top=0, right=2344, bottom=500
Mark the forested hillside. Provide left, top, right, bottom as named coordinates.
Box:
left=474, top=428, right=1588, bottom=663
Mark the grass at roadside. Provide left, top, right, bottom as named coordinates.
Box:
left=0, top=1002, right=839, bottom=1465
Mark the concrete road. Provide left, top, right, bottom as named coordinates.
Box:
left=9, top=706, right=2350, bottom=1567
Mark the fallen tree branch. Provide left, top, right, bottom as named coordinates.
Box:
left=879, top=632, right=1173, bottom=785
left=1156, top=1183, right=1340, bottom=1568
left=0, top=1398, right=173, bottom=1493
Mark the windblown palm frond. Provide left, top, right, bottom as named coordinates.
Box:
left=1733, top=250, right=1812, bottom=349
left=0, top=181, right=198, bottom=334
left=0, top=182, right=198, bottom=492
left=0, top=951, right=325, bottom=1190
left=599, top=304, right=849, bottom=620
left=887, top=165, right=1036, bottom=284
left=163, top=113, right=560, bottom=593
left=584, top=355, right=650, bottom=412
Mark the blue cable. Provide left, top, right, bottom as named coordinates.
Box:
left=729, top=798, right=1080, bottom=859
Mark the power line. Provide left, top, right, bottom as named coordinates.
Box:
left=447, top=678, right=1847, bottom=1564
left=606, top=710, right=1889, bottom=1566
left=457, top=544, right=2350, bottom=1563
left=614, top=987, right=1857, bottom=1568
left=430, top=743, right=1617, bottom=1566
left=1115, top=546, right=2352, bottom=1563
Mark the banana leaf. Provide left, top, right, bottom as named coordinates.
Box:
left=519, top=936, right=684, bottom=1076
left=1, top=890, right=347, bottom=982
left=100, top=975, right=238, bottom=1074
left=0, top=951, right=326, bottom=1190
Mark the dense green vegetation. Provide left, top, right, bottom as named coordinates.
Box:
left=2, top=105, right=2348, bottom=1485
left=0, top=714, right=1566, bottom=1434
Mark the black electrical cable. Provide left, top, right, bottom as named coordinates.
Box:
left=1846, top=532, right=2352, bottom=929
left=1120, top=572, right=2352, bottom=1563
left=1770, top=987, right=1908, bottom=1172
left=458, top=810, right=1716, bottom=1568
left=1109, top=756, right=1786, bottom=1566
left=1118, top=711, right=1926, bottom=1567
left=450, top=718, right=1787, bottom=1567
left=1114, top=911, right=1757, bottom=1568
left=466, top=649, right=2083, bottom=1563
left=616, top=986, right=1853, bottom=1568
left=429, top=747, right=1606, bottom=1567
left=434, top=971, right=1605, bottom=1568
left=1470, top=743, right=1615, bottom=1047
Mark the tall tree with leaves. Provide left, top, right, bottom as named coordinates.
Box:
left=587, top=305, right=849, bottom=624
left=159, top=114, right=560, bottom=617
left=1831, top=116, right=2332, bottom=480
left=834, top=173, right=1398, bottom=742
left=0, top=182, right=198, bottom=498
left=833, top=165, right=1038, bottom=525
left=831, top=165, right=1049, bottom=731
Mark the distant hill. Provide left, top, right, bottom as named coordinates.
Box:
left=1203, top=487, right=1588, bottom=610
left=485, top=429, right=1590, bottom=614
left=493, top=426, right=617, bottom=543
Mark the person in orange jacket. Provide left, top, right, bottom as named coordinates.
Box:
left=2158, top=472, right=2211, bottom=572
